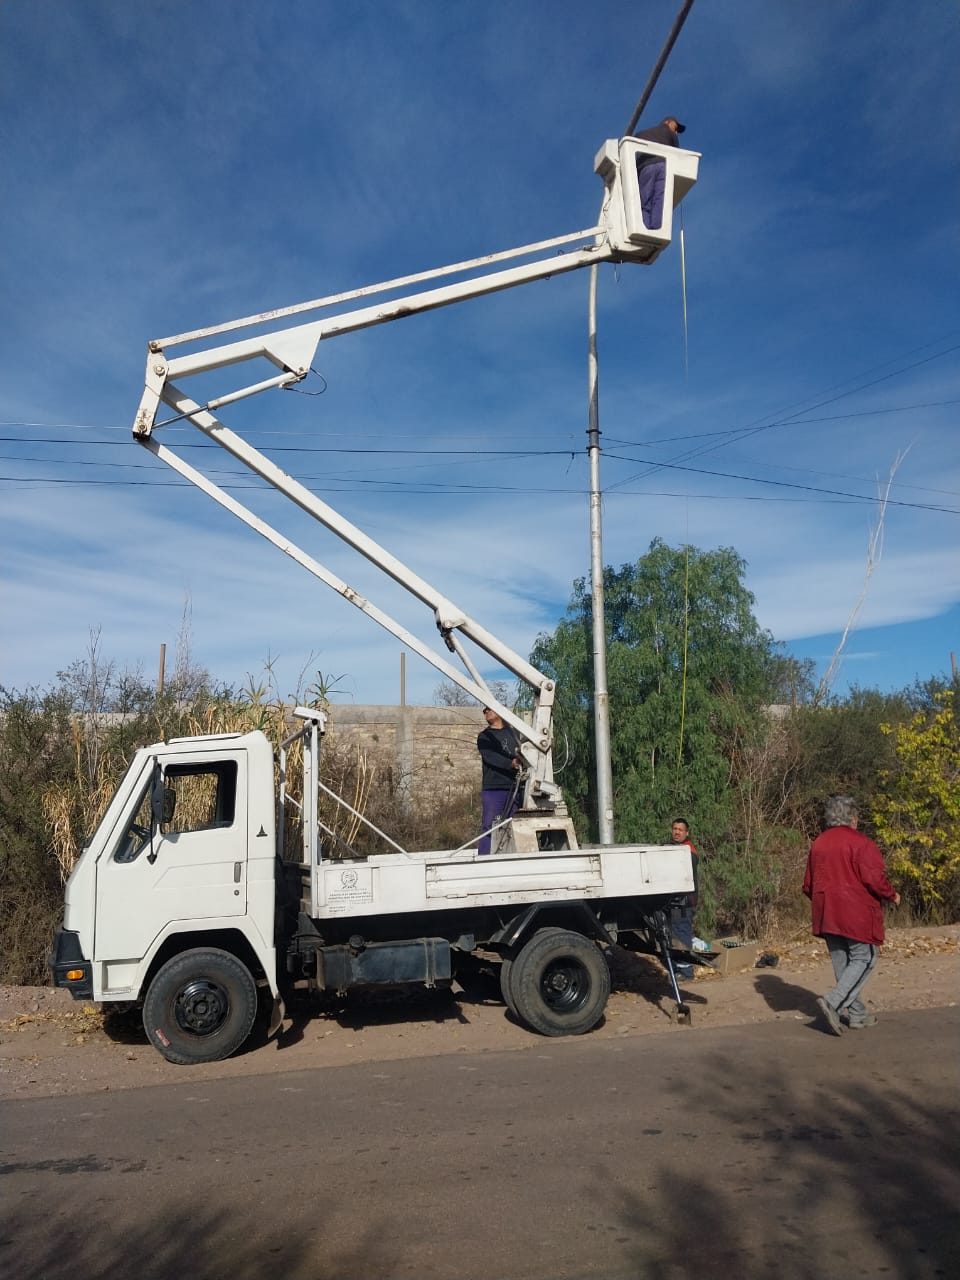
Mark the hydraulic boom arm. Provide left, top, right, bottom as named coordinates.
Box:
left=131, top=138, right=699, bottom=815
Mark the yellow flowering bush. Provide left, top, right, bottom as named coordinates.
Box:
left=874, top=691, right=960, bottom=920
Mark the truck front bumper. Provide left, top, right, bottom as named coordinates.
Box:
left=49, top=928, right=94, bottom=1000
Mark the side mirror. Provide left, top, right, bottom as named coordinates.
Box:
left=162, top=786, right=177, bottom=825
left=150, top=764, right=173, bottom=828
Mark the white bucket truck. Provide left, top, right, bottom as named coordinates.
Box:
left=51, top=139, right=701, bottom=1062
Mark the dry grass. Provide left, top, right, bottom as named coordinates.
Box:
left=41, top=692, right=391, bottom=880
left=43, top=719, right=124, bottom=884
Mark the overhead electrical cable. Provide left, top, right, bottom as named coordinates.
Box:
left=606, top=340, right=960, bottom=492
left=3, top=471, right=956, bottom=513
left=0, top=435, right=570, bottom=458
left=602, top=396, right=960, bottom=448
left=602, top=452, right=960, bottom=514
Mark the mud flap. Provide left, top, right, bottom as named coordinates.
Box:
left=267, top=992, right=286, bottom=1039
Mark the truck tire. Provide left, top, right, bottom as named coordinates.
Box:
left=509, top=928, right=610, bottom=1037
left=500, top=926, right=567, bottom=1018
left=499, top=955, right=518, bottom=1015
left=142, top=948, right=258, bottom=1065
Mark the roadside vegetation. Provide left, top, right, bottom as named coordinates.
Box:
left=532, top=541, right=959, bottom=938
left=2, top=543, right=957, bottom=984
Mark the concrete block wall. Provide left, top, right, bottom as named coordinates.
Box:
left=325, top=705, right=482, bottom=810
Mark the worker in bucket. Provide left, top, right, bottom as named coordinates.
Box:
left=632, top=114, right=686, bottom=229
left=476, top=706, right=521, bottom=855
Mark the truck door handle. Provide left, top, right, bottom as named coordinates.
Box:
left=234, top=862, right=242, bottom=883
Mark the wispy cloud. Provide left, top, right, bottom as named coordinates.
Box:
left=2, top=0, right=958, bottom=704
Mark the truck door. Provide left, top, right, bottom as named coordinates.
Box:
left=94, top=751, right=248, bottom=963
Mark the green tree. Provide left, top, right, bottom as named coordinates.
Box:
left=874, top=688, right=960, bottom=920
left=532, top=540, right=796, bottom=846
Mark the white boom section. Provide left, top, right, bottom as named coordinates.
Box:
left=137, top=394, right=561, bottom=812
left=131, top=141, right=699, bottom=815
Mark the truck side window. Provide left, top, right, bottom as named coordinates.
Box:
left=162, top=761, right=238, bottom=834
left=113, top=788, right=153, bottom=863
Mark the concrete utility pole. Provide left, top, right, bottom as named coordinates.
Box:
left=586, top=0, right=697, bottom=843
left=587, top=270, right=615, bottom=843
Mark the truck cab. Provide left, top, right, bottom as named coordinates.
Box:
left=52, top=730, right=279, bottom=1008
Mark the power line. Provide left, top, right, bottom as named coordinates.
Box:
left=603, top=396, right=960, bottom=448
left=606, top=339, right=960, bottom=492
left=4, top=345, right=955, bottom=463
left=2, top=332, right=956, bottom=515
left=2, top=468, right=957, bottom=515
left=602, top=452, right=960, bottom=515
left=0, top=435, right=570, bottom=458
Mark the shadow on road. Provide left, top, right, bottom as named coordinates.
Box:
left=100, top=1003, right=147, bottom=1045
left=283, top=983, right=473, bottom=1036
left=7, top=1010, right=960, bottom=1279
left=608, top=945, right=708, bottom=1011
left=753, top=970, right=822, bottom=1019
left=7, top=1195, right=393, bottom=1280
left=602, top=1025, right=960, bottom=1279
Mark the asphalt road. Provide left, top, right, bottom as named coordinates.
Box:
left=3, top=1007, right=959, bottom=1280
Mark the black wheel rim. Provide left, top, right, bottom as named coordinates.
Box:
left=173, top=979, right=230, bottom=1037
left=539, top=957, right=590, bottom=1013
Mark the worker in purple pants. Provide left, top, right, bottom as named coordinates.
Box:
left=633, top=114, right=686, bottom=229
left=476, top=706, right=521, bottom=855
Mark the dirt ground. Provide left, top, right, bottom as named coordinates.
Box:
left=2, top=925, right=957, bottom=1101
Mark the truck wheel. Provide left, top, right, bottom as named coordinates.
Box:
left=142, top=948, right=258, bottom=1065
left=499, top=956, right=518, bottom=1015
left=510, top=928, right=610, bottom=1037
left=500, top=926, right=567, bottom=1018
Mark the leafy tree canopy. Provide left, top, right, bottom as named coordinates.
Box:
left=532, top=539, right=811, bottom=843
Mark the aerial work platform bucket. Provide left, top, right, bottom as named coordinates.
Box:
left=595, top=137, right=700, bottom=264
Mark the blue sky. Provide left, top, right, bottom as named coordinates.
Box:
left=2, top=0, right=958, bottom=707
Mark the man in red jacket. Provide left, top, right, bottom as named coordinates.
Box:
left=803, top=795, right=900, bottom=1035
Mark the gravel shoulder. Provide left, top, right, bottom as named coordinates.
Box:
left=2, top=925, right=957, bottom=1101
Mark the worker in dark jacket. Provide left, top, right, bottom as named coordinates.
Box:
left=669, top=817, right=698, bottom=981
left=476, top=706, right=521, bottom=855
left=803, top=795, right=900, bottom=1035
left=632, top=114, right=686, bottom=230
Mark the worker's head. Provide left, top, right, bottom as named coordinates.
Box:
left=482, top=706, right=503, bottom=727
left=671, top=818, right=690, bottom=843
left=823, top=795, right=859, bottom=830
left=663, top=116, right=686, bottom=135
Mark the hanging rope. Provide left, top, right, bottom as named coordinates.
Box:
left=679, top=204, right=689, bottom=376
